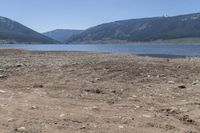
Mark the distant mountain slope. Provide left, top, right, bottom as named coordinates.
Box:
left=43, top=29, right=83, bottom=42
left=0, top=16, right=58, bottom=44
left=67, top=13, right=200, bottom=44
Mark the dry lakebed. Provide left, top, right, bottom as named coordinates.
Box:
left=0, top=49, right=200, bottom=133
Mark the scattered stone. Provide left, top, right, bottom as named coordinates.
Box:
left=0, top=90, right=6, bottom=93
left=90, top=123, right=97, bottom=128
left=179, top=107, right=188, bottom=112
left=164, top=124, right=176, bottom=130
left=0, top=75, right=7, bottom=79
left=85, top=88, right=103, bottom=94
left=160, top=74, right=165, bottom=77
left=8, top=118, right=15, bottom=122
left=15, top=127, right=26, bottom=132
left=193, top=102, right=200, bottom=107
left=111, top=90, right=117, bottom=94
left=95, top=89, right=102, bottom=94
left=178, top=115, right=195, bottom=124
left=95, top=78, right=101, bottom=81
left=142, top=114, right=152, bottom=118
left=185, top=131, right=198, bottom=133
left=16, top=64, right=22, bottom=68
left=135, top=105, right=141, bottom=109
left=59, top=114, right=65, bottom=118
left=168, top=81, right=175, bottom=84
left=1, top=104, right=8, bottom=108
left=106, top=99, right=115, bottom=105
left=18, top=92, right=23, bottom=95
left=72, top=62, right=78, bottom=65
left=118, top=125, right=124, bottom=129
left=148, top=107, right=155, bottom=111
left=157, top=74, right=165, bottom=78
left=192, top=80, right=199, bottom=85
left=31, top=105, right=39, bottom=110
left=91, top=106, right=100, bottom=111
left=132, top=95, right=137, bottom=98
left=33, top=84, right=44, bottom=88
left=80, top=125, right=87, bottom=130
left=161, top=107, right=179, bottom=114
left=178, top=85, right=186, bottom=89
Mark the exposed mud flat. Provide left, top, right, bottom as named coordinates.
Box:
left=0, top=49, right=200, bottom=133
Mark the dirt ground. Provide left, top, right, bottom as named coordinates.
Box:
left=0, top=49, right=200, bottom=133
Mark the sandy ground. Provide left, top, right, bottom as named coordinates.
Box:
left=0, top=49, right=200, bottom=133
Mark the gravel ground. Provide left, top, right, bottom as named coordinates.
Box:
left=0, top=49, right=200, bottom=133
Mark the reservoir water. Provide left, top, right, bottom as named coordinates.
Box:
left=0, top=44, right=200, bottom=58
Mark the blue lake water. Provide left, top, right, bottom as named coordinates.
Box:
left=0, top=44, right=200, bottom=58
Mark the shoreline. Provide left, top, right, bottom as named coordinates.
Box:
left=1, top=48, right=200, bottom=59
left=2, top=42, right=200, bottom=45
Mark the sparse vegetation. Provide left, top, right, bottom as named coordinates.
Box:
left=67, top=13, right=200, bottom=44
left=0, top=16, right=58, bottom=44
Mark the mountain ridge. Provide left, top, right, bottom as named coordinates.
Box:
left=43, top=29, right=83, bottom=43
left=66, top=13, right=200, bottom=44
left=0, top=16, right=58, bottom=44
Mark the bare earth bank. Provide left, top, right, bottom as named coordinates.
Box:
left=0, top=49, right=200, bottom=133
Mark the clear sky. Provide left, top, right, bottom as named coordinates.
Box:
left=0, top=0, right=200, bottom=33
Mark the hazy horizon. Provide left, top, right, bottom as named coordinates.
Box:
left=1, top=0, right=200, bottom=33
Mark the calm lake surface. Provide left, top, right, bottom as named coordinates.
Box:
left=0, top=44, right=200, bottom=58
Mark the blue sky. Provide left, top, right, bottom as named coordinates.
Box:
left=0, top=0, right=200, bottom=32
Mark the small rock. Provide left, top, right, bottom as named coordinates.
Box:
left=179, top=107, right=188, bottom=112
left=118, top=125, right=124, bottom=129
left=0, top=75, right=7, bottom=79
left=192, top=80, right=199, bottom=85
left=185, top=130, right=198, bottom=133
left=15, top=127, right=25, bottom=132
left=8, top=118, right=15, bottom=122
left=16, top=64, right=22, bottom=68
left=111, top=90, right=117, bottom=94
left=0, top=90, right=6, bottom=93
left=95, top=78, right=100, bottom=81
left=160, top=74, right=165, bottom=77
left=106, top=99, right=115, bottom=105
left=1, top=104, right=8, bottom=108
left=157, top=74, right=165, bottom=78
left=168, top=81, right=175, bottom=84
left=33, top=84, right=44, bottom=88
left=59, top=114, right=65, bottom=118
left=85, top=88, right=103, bottom=94
left=178, top=85, right=186, bottom=89
left=90, top=123, right=97, bottom=128
left=31, top=105, right=39, bottom=110
left=135, top=105, right=140, bottom=109
left=161, top=107, right=179, bottom=114
left=142, top=114, right=152, bottom=118
left=95, top=89, right=102, bottom=94
left=148, top=107, right=155, bottom=111
left=178, top=115, right=195, bottom=124
left=80, top=125, right=87, bottom=130
left=132, top=95, right=137, bottom=98
left=18, top=92, right=23, bottom=95
left=72, top=62, right=78, bottom=65
left=91, top=106, right=100, bottom=111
